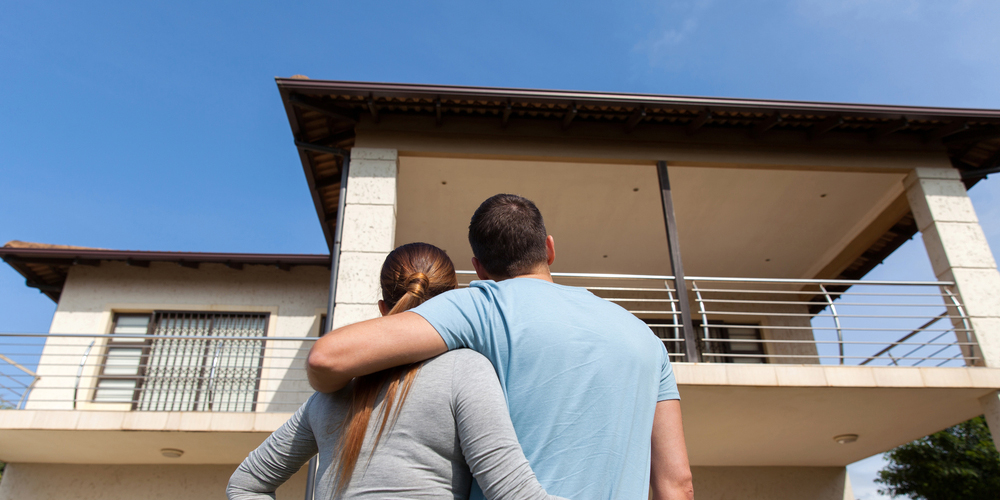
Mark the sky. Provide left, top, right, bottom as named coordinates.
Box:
left=2, top=1, right=1000, bottom=497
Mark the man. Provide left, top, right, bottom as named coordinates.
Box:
left=308, top=194, right=694, bottom=499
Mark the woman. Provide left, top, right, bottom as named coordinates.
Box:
left=228, top=243, right=564, bottom=500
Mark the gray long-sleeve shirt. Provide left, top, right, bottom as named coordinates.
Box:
left=228, top=349, right=566, bottom=500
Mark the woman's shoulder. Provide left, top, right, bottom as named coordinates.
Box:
left=422, top=349, right=497, bottom=387
left=429, top=348, right=494, bottom=370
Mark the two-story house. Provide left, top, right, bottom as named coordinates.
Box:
left=2, top=78, right=1000, bottom=500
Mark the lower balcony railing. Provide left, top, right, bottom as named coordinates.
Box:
left=0, top=274, right=981, bottom=412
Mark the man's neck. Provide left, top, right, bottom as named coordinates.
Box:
left=500, top=266, right=554, bottom=283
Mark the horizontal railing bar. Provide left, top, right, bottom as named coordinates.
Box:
left=700, top=352, right=977, bottom=360
left=693, top=288, right=949, bottom=297
left=699, top=299, right=952, bottom=308
left=0, top=333, right=317, bottom=341
left=699, top=323, right=972, bottom=332
left=701, top=310, right=967, bottom=320
left=701, top=338, right=975, bottom=346
left=457, top=270, right=677, bottom=280
left=460, top=271, right=955, bottom=287
left=688, top=277, right=953, bottom=286
left=585, top=287, right=677, bottom=293
left=607, top=298, right=679, bottom=303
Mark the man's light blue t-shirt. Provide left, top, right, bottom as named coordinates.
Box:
left=412, top=278, right=679, bottom=500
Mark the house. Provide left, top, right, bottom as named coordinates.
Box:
left=1, top=78, right=1000, bottom=500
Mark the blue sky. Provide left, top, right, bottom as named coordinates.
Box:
left=2, top=1, right=999, bottom=497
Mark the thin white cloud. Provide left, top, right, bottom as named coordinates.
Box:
left=633, top=0, right=714, bottom=69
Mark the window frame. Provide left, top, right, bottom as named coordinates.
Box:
left=94, top=311, right=269, bottom=411
left=93, top=313, right=155, bottom=406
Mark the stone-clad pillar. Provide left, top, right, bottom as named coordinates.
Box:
left=904, top=167, right=1000, bottom=367
left=904, top=167, right=1000, bottom=451
left=331, top=148, right=398, bottom=329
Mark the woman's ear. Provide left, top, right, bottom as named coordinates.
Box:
left=378, top=300, right=389, bottom=317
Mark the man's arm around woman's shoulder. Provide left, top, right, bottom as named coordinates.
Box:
left=307, top=311, right=447, bottom=392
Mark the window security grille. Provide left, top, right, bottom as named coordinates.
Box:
left=95, top=312, right=268, bottom=411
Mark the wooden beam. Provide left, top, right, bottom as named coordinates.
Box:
left=809, top=115, right=843, bottom=140
left=561, top=105, right=577, bottom=130
left=625, top=107, right=646, bottom=133
left=501, top=101, right=512, bottom=128
left=125, top=259, right=149, bottom=268
left=924, top=121, right=969, bottom=143
left=276, top=262, right=292, bottom=272
left=178, top=260, right=199, bottom=269
left=656, top=161, right=700, bottom=363
left=226, top=261, right=244, bottom=271
left=753, top=112, right=783, bottom=138
left=686, top=109, right=712, bottom=135
left=367, top=95, right=379, bottom=123
left=295, top=141, right=349, bottom=158
left=869, top=117, right=909, bottom=142
left=288, top=94, right=357, bottom=124
left=313, top=129, right=355, bottom=147
left=314, top=174, right=341, bottom=190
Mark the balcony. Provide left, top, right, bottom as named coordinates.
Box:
left=1, top=272, right=995, bottom=466
left=0, top=273, right=984, bottom=413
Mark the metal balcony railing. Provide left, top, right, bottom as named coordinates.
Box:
left=456, top=271, right=979, bottom=367
left=0, top=275, right=981, bottom=412
left=0, top=333, right=316, bottom=412
left=687, top=277, right=977, bottom=366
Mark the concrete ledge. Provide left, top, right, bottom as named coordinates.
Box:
left=0, top=410, right=294, bottom=433
left=673, top=363, right=1000, bottom=389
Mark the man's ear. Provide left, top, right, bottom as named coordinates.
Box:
left=546, top=235, right=556, bottom=266
left=472, top=257, right=490, bottom=280
left=377, top=299, right=390, bottom=317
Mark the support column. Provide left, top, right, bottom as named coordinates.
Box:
left=904, top=167, right=1000, bottom=368
left=980, top=391, right=1000, bottom=453
left=656, top=161, right=700, bottom=362
left=905, top=166, right=1000, bottom=451
left=330, top=148, right=398, bottom=329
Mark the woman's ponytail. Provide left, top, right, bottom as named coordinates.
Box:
left=335, top=244, right=457, bottom=494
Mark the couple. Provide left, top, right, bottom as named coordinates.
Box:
left=228, top=194, right=694, bottom=499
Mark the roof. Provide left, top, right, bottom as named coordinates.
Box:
left=274, top=78, right=1000, bottom=252
left=0, top=241, right=330, bottom=302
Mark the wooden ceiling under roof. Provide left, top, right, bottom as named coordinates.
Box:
left=277, top=79, right=1000, bottom=283
left=0, top=241, right=329, bottom=302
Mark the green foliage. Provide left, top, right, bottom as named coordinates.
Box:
left=876, top=416, right=1000, bottom=500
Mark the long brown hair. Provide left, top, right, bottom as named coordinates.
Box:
left=335, top=242, right=458, bottom=493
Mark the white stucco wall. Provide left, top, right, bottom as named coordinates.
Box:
left=0, top=463, right=307, bottom=500
left=690, top=466, right=853, bottom=500
left=26, top=261, right=330, bottom=412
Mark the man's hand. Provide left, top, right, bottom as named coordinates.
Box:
left=306, top=312, right=448, bottom=392
left=650, top=400, right=694, bottom=500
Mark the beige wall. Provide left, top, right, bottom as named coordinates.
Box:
left=27, top=261, right=330, bottom=412
left=690, top=466, right=852, bottom=500
left=0, top=463, right=307, bottom=500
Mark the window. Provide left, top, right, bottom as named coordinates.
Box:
left=698, top=322, right=767, bottom=364
left=93, top=315, right=151, bottom=404
left=95, top=312, right=268, bottom=411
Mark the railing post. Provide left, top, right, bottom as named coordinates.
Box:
left=819, top=284, right=844, bottom=365
left=71, top=341, right=95, bottom=410
left=656, top=161, right=700, bottom=362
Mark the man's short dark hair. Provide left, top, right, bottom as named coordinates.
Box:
left=468, top=194, right=548, bottom=279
